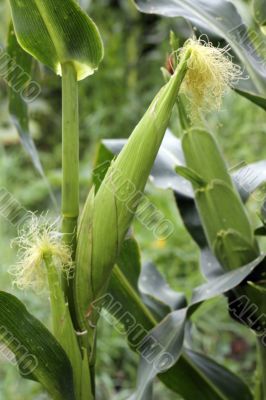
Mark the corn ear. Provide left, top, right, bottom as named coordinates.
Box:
left=91, top=49, right=191, bottom=296
left=75, top=188, right=95, bottom=332
left=44, top=254, right=90, bottom=400
left=213, top=229, right=259, bottom=271
left=182, top=129, right=232, bottom=186
left=75, top=48, right=192, bottom=330
left=181, top=128, right=259, bottom=270
left=195, top=180, right=257, bottom=255
left=180, top=128, right=266, bottom=331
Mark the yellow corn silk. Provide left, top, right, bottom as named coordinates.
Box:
left=10, top=215, right=73, bottom=293
left=179, top=37, right=242, bottom=114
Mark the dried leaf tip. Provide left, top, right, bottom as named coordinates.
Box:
left=9, top=215, right=73, bottom=293
left=179, top=37, right=242, bottom=113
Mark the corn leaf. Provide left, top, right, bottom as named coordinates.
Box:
left=132, top=255, right=264, bottom=400
left=233, top=160, right=266, bottom=201
left=0, top=291, right=75, bottom=400
left=8, top=0, right=104, bottom=80
left=139, top=261, right=187, bottom=319
left=133, top=0, right=266, bottom=109
left=108, top=237, right=260, bottom=400
left=7, top=24, right=46, bottom=177
left=6, top=24, right=58, bottom=206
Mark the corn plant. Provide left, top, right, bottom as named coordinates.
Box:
left=0, top=0, right=265, bottom=399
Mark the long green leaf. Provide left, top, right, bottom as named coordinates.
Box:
left=0, top=291, right=75, bottom=400
left=105, top=237, right=257, bottom=400
left=132, top=255, right=264, bottom=400
left=139, top=261, right=187, bottom=318
left=8, top=0, right=104, bottom=80
left=7, top=23, right=57, bottom=205
left=7, top=24, right=42, bottom=175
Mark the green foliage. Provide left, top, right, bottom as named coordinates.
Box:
left=181, top=129, right=259, bottom=269
left=0, top=292, right=75, bottom=400
left=0, top=0, right=265, bottom=399
left=7, top=23, right=44, bottom=176
left=9, top=0, right=104, bottom=80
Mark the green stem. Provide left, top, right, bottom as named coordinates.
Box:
left=256, top=337, right=266, bottom=400
left=61, top=61, right=79, bottom=254
left=61, top=61, right=79, bottom=304
left=61, top=62, right=93, bottom=400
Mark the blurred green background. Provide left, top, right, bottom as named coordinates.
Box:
left=0, top=0, right=265, bottom=398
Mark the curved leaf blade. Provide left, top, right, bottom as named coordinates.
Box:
left=105, top=236, right=256, bottom=400
left=139, top=261, right=186, bottom=318
left=0, top=291, right=75, bottom=400
left=132, top=255, right=264, bottom=399
left=9, top=0, right=104, bottom=80
left=7, top=24, right=43, bottom=175
left=233, top=160, right=266, bottom=201
left=6, top=24, right=58, bottom=206
left=181, top=349, right=253, bottom=400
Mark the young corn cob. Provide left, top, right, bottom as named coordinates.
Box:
left=181, top=127, right=266, bottom=333
left=75, top=46, right=192, bottom=332
left=181, top=128, right=260, bottom=270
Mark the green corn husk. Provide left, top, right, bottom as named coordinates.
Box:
left=181, top=128, right=266, bottom=334
left=181, top=128, right=259, bottom=269
left=75, top=48, right=192, bottom=331
left=195, top=180, right=258, bottom=268
left=44, top=254, right=92, bottom=400
left=213, top=229, right=259, bottom=271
